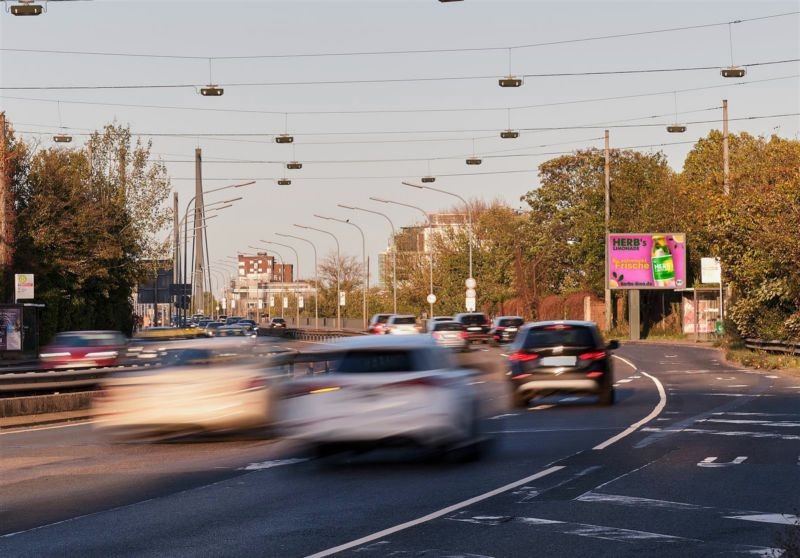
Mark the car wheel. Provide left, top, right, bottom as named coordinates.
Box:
left=599, top=386, right=615, bottom=406
left=511, top=391, right=530, bottom=409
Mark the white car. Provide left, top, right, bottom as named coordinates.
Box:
left=385, top=314, right=419, bottom=335
left=429, top=320, right=469, bottom=351
left=93, top=340, right=280, bottom=439
left=279, top=336, right=487, bottom=460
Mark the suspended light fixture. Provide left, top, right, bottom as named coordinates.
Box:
left=666, top=92, right=686, bottom=134
left=501, top=108, right=519, bottom=139
left=277, top=178, right=292, bottom=186
left=721, top=23, right=746, bottom=78
left=286, top=144, right=302, bottom=169
left=10, top=1, right=43, bottom=16
left=52, top=102, right=72, bottom=143
left=420, top=160, right=435, bottom=183
left=276, top=113, right=294, bottom=143
left=466, top=138, right=482, bottom=165
left=200, top=59, right=224, bottom=96
left=499, top=49, right=523, bottom=87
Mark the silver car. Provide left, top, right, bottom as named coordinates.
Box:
left=385, top=315, right=419, bottom=335
left=430, top=320, right=469, bottom=351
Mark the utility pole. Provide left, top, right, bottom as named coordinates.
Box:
left=722, top=99, right=730, bottom=195
left=604, top=129, right=612, bottom=332
left=172, top=192, right=179, bottom=321
left=0, top=111, right=13, bottom=301
left=192, top=148, right=205, bottom=315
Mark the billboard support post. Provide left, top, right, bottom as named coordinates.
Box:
left=629, top=289, right=640, bottom=341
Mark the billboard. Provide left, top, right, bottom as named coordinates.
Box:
left=607, top=233, right=686, bottom=290
left=0, top=306, right=23, bottom=351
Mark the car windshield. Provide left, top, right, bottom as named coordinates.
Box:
left=372, top=315, right=391, bottom=324
left=520, top=325, right=595, bottom=348
left=434, top=322, right=463, bottom=332
left=499, top=318, right=524, bottom=327
left=334, top=350, right=415, bottom=373
left=392, top=317, right=416, bottom=325
left=460, top=314, right=487, bottom=325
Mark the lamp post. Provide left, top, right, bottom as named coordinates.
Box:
left=295, top=224, right=341, bottom=329
left=402, top=181, right=474, bottom=311
left=277, top=233, right=319, bottom=329
left=338, top=204, right=397, bottom=315
left=370, top=197, right=434, bottom=318
left=181, top=213, right=221, bottom=318
left=262, top=241, right=301, bottom=327
left=314, top=214, right=367, bottom=330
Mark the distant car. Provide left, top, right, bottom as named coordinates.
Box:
left=93, top=341, right=277, bottom=438
left=280, top=336, right=487, bottom=460
left=238, top=319, right=258, bottom=333
left=385, top=315, right=418, bottom=335
left=269, top=318, right=287, bottom=329
left=454, top=312, right=491, bottom=343
left=490, top=316, right=525, bottom=344
left=367, top=313, right=394, bottom=334
left=201, top=321, right=225, bottom=337
left=506, top=320, right=619, bottom=408
left=40, top=331, right=128, bottom=368
left=429, top=321, right=469, bottom=351
left=215, top=324, right=255, bottom=337
left=226, top=316, right=244, bottom=325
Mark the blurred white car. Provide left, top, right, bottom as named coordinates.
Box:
left=93, top=340, right=279, bottom=438
left=429, top=320, right=469, bottom=351
left=385, top=315, right=419, bottom=335
left=279, top=336, right=486, bottom=460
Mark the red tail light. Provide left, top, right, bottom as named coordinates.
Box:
left=508, top=352, right=540, bottom=362
left=460, top=332, right=469, bottom=339
left=544, top=324, right=572, bottom=330
left=495, top=326, right=505, bottom=331
left=432, top=332, right=442, bottom=340
left=511, top=373, right=532, bottom=380
left=579, top=351, right=607, bottom=360
left=586, top=371, right=604, bottom=378
left=244, top=377, right=267, bottom=390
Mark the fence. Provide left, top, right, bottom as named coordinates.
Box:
left=744, top=339, right=800, bottom=355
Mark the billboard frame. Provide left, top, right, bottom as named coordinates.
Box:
left=606, top=232, right=687, bottom=291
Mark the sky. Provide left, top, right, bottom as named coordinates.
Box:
left=1, top=0, right=798, bottom=292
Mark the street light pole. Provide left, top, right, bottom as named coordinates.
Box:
left=262, top=240, right=301, bottom=327
left=314, top=214, right=368, bottom=330
left=295, top=224, right=341, bottom=329
left=277, top=233, right=319, bottom=329
left=604, top=129, right=612, bottom=332
left=370, top=197, right=434, bottom=318
left=249, top=245, right=286, bottom=319
left=338, top=204, right=397, bottom=315
left=402, top=181, right=474, bottom=311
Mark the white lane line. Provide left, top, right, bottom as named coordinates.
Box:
left=488, top=413, right=517, bottom=420
left=697, top=456, right=748, bottom=468
left=641, top=427, right=800, bottom=441
left=0, top=420, right=92, bottom=436
left=576, top=491, right=710, bottom=512
left=765, top=375, right=779, bottom=379
left=714, top=412, right=800, bottom=417
left=239, top=458, right=307, bottom=471
left=593, top=356, right=666, bottom=451
left=616, top=379, right=632, bottom=384
left=726, top=514, right=800, bottom=525
left=303, top=466, right=564, bottom=558
left=529, top=405, right=555, bottom=411
left=702, top=418, right=800, bottom=428
left=560, top=397, right=580, bottom=402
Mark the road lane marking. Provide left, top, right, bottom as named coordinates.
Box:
left=529, top=405, right=554, bottom=411
left=576, top=492, right=709, bottom=511
left=0, top=420, right=93, bottom=436
left=726, top=514, right=800, bottom=525
left=641, top=427, right=800, bottom=441
left=697, top=456, right=748, bottom=468
left=239, top=458, right=307, bottom=471
left=616, top=379, right=632, bottom=384
left=488, top=413, right=517, bottom=420
left=702, top=418, right=800, bottom=427
left=303, top=466, right=564, bottom=558
left=593, top=356, right=666, bottom=451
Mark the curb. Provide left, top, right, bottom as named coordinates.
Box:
left=0, top=410, right=93, bottom=430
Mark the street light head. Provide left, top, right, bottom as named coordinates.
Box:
left=466, top=157, right=482, bottom=165
left=666, top=125, right=687, bottom=133
left=277, top=178, right=292, bottom=186
left=11, top=3, right=43, bottom=16
left=721, top=66, right=746, bottom=78
left=276, top=134, right=294, bottom=144
left=200, top=85, right=224, bottom=96
left=421, top=176, right=436, bottom=183
left=53, top=134, right=73, bottom=143
left=287, top=161, right=303, bottom=170
left=498, top=76, right=523, bottom=88
left=500, top=130, right=519, bottom=139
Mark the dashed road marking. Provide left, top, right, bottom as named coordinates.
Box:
left=529, top=405, right=555, bottom=411
left=697, top=456, right=748, bottom=468
left=726, top=514, right=800, bottom=525
left=239, top=458, right=307, bottom=471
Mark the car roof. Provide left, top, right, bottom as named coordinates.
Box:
left=496, top=315, right=524, bottom=320
left=432, top=320, right=462, bottom=327
left=389, top=314, right=416, bottom=320
left=314, top=335, right=435, bottom=351
left=525, top=320, right=597, bottom=328
left=455, top=312, right=487, bottom=317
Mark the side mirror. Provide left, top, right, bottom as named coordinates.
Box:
left=607, top=340, right=620, bottom=351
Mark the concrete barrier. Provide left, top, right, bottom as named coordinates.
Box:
left=0, top=391, right=93, bottom=418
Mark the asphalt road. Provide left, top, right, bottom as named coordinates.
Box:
left=1, top=342, right=798, bottom=557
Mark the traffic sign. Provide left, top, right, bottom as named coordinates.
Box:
left=427, top=293, right=437, bottom=304
left=465, top=277, right=476, bottom=289
left=466, top=288, right=476, bottom=298
left=466, top=297, right=476, bottom=311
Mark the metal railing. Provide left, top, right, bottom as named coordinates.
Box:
left=257, top=327, right=366, bottom=342
left=744, top=338, right=800, bottom=355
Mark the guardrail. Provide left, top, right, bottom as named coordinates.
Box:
left=744, top=338, right=800, bottom=355
left=257, top=327, right=366, bottom=342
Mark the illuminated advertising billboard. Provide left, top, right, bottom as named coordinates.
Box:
left=607, top=233, right=687, bottom=290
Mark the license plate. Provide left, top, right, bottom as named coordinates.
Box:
left=541, top=356, right=577, bottom=366
left=506, top=327, right=517, bottom=332
left=468, top=327, right=481, bottom=331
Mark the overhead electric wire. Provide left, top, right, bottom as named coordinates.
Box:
left=2, top=74, right=795, bottom=118
left=1, top=11, right=795, bottom=60
left=2, top=58, right=797, bottom=91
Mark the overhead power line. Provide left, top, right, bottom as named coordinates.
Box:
left=0, top=11, right=795, bottom=60
left=2, top=75, right=794, bottom=117
left=1, top=58, right=796, bottom=90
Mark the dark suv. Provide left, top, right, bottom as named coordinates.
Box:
left=490, top=316, right=525, bottom=344
left=454, top=312, right=491, bottom=343
left=506, top=321, right=619, bottom=407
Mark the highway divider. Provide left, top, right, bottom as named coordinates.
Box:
left=744, top=338, right=800, bottom=355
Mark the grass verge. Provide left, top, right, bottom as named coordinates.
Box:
left=725, top=348, right=800, bottom=371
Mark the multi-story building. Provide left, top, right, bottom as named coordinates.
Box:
left=223, top=252, right=314, bottom=322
